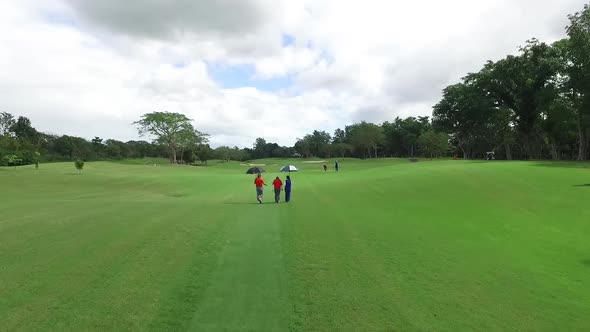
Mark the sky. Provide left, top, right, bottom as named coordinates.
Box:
left=0, top=0, right=586, bottom=148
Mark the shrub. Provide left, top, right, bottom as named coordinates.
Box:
left=75, top=160, right=85, bottom=174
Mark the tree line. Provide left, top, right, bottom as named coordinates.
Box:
left=292, top=117, right=448, bottom=159
left=0, top=112, right=169, bottom=166
left=0, top=111, right=286, bottom=166
left=433, top=4, right=590, bottom=160
left=0, top=110, right=448, bottom=166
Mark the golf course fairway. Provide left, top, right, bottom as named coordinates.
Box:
left=1, top=159, right=589, bottom=331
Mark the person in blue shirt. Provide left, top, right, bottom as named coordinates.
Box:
left=335, top=160, right=340, bottom=172
left=284, top=176, right=292, bottom=202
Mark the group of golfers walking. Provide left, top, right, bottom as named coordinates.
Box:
left=254, top=173, right=291, bottom=204
left=252, top=161, right=340, bottom=204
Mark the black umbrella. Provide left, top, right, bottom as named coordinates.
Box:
left=246, top=167, right=265, bottom=174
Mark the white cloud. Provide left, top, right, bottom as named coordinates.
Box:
left=0, top=0, right=587, bottom=148
left=254, top=46, right=318, bottom=79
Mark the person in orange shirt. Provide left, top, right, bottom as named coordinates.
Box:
left=254, top=173, right=267, bottom=204
left=272, top=176, right=283, bottom=203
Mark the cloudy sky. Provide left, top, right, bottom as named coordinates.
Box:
left=0, top=0, right=586, bottom=147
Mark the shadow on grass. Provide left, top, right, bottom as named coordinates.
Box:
left=583, top=259, right=590, bottom=267
left=532, top=161, right=590, bottom=169
left=464, top=160, right=490, bottom=164
left=224, top=202, right=286, bottom=205
left=223, top=202, right=262, bottom=205
left=165, top=193, right=187, bottom=198
left=573, top=184, right=590, bottom=187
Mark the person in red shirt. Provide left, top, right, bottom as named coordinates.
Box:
left=254, top=173, right=267, bottom=204
left=272, top=176, right=283, bottom=203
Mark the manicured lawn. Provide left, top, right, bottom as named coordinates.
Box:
left=1, top=159, right=589, bottom=330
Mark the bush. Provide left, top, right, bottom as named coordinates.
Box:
left=75, top=160, right=85, bottom=174
left=3, top=154, right=22, bottom=169
left=0, top=151, right=35, bottom=166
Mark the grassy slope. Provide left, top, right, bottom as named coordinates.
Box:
left=0, top=159, right=589, bottom=331
left=285, top=160, right=590, bottom=330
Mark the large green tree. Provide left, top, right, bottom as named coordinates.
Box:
left=332, top=128, right=346, bottom=144
left=480, top=40, right=561, bottom=159
left=253, top=137, right=267, bottom=159
left=294, top=138, right=311, bottom=158
left=347, top=122, right=384, bottom=158
left=175, top=127, right=208, bottom=164
left=0, top=112, right=16, bottom=136
left=104, top=139, right=129, bottom=159
left=91, top=137, right=104, bottom=159
left=51, top=135, right=92, bottom=160
left=307, top=130, right=332, bottom=157
left=432, top=82, right=497, bottom=159
left=135, top=112, right=193, bottom=163
left=11, top=116, right=39, bottom=143
left=418, top=130, right=449, bottom=159
left=382, top=117, right=431, bottom=158
left=330, top=143, right=353, bottom=158
left=195, top=144, right=213, bottom=166
left=214, top=146, right=251, bottom=162
left=566, top=4, right=590, bottom=160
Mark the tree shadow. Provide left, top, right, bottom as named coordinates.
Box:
left=532, top=162, right=590, bottom=169
left=464, top=160, right=490, bottom=164
left=573, top=184, right=590, bottom=187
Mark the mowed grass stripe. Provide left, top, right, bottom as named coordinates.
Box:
left=287, top=175, right=411, bottom=330
left=190, top=195, right=290, bottom=331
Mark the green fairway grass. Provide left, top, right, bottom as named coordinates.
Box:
left=1, top=159, right=590, bottom=330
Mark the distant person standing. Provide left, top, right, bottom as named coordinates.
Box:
left=254, top=173, right=267, bottom=204
left=323, top=164, right=328, bottom=171
left=285, top=176, right=292, bottom=203
left=335, top=160, right=340, bottom=172
left=272, top=177, right=283, bottom=203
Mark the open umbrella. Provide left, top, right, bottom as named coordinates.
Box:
left=246, top=167, right=265, bottom=174
left=280, top=165, right=298, bottom=173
